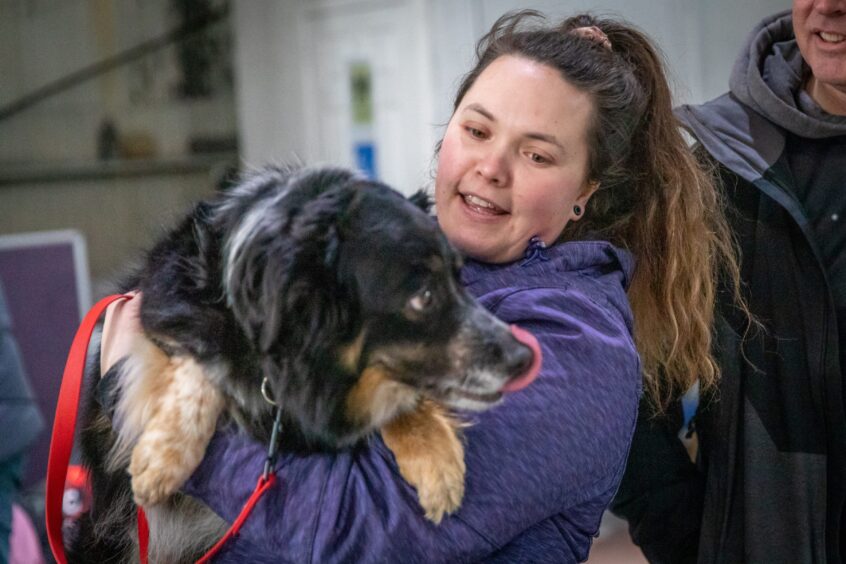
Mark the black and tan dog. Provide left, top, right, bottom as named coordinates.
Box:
left=70, top=166, right=539, bottom=562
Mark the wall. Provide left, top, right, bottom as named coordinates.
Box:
left=0, top=0, right=238, bottom=293
left=0, top=163, right=232, bottom=294
left=231, top=0, right=790, bottom=195
left=232, top=0, right=438, bottom=192
left=0, top=0, right=238, bottom=163
left=476, top=0, right=790, bottom=104
left=0, top=0, right=791, bottom=287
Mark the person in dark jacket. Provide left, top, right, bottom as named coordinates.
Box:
left=98, top=11, right=748, bottom=563
left=612, top=3, right=846, bottom=563
left=0, top=280, right=45, bottom=562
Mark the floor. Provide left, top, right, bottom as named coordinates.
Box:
left=586, top=512, right=648, bottom=564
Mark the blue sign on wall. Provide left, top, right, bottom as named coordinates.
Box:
left=355, top=141, right=377, bottom=179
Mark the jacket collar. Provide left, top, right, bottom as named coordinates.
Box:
left=460, top=240, right=635, bottom=291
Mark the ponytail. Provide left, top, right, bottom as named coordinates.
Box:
left=453, top=11, right=752, bottom=410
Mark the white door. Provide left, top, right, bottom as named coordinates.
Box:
left=298, top=0, right=435, bottom=195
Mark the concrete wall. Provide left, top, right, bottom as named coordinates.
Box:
left=0, top=163, right=230, bottom=293
left=0, top=0, right=238, bottom=293
left=0, top=0, right=237, bottom=163
left=0, top=0, right=789, bottom=293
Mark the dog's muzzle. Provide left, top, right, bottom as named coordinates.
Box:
left=441, top=306, right=542, bottom=411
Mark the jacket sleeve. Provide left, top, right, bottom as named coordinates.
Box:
left=183, top=287, right=641, bottom=562
left=482, top=486, right=620, bottom=564
left=609, top=397, right=704, bottom=564
left=0, top=281, right=44, bottom=462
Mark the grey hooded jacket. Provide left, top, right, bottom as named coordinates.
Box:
left=613, top=10, right=846, bottom=564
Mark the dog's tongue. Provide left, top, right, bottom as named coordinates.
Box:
left=500, top=325, right=542, bottom=393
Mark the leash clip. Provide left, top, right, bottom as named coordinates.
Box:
left=263, top=406, right=284, bottom=479
left=261, top=376, right=277, bottom=406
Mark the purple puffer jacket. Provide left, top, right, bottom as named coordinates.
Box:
left=184, top=240, right=642, bottom=563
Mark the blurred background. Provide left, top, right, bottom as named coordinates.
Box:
left=0, top=0, right=787, bottom=561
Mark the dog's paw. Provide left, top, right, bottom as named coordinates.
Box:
left=125, top=354, right=225, bottom=507
left=129, top=439, right=198, bottom=506
left=412, top=452, right=465, bottom=524
left=381, top=400, right=466, bottom=524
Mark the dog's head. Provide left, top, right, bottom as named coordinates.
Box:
left=214, top=166, right=540, bottom=446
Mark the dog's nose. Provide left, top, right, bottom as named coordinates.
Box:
left=506, top=340, right=534, bottom=375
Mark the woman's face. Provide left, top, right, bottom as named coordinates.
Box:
left=435, top=55, right=597, bottom=264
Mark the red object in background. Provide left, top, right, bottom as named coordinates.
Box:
left=62, top=465, right=90, bottom=521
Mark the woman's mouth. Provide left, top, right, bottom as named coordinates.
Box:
left=461, top=193, right=507, bottom=215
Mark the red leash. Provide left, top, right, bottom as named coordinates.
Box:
left=46, top=294, right=132, bottom=564
left=46, top=294, right=278, bottom=563
left=195, top=473, right=276, bottom=564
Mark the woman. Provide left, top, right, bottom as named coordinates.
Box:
left=100, top=11, right=743, bottom=563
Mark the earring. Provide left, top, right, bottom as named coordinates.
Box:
left=573, top=205, right=582, bottom=217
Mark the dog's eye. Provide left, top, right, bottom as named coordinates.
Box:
left=408, top=289, right=433, bottom=313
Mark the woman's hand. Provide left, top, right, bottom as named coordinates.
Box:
left=100, top=291, right=142, bottom=376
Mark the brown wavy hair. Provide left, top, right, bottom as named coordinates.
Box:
left=451, top=11, right=750, bottom=410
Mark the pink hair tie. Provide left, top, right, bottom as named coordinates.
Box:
left=572, top=25, right=612, bottom=51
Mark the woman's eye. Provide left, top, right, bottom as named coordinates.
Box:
left=408, top=289, right=433, bottom=312
left=529, top=153, right=548, bottom=164
left=466, top=127, right=486, bottom=139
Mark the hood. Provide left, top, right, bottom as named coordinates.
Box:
left=730, top=10, right=846, bottom=139
left=676, top=10, right=846, bottom=183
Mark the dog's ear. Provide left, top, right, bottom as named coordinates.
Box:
left=408, top=190, right=432, bottom=214
left=288, top=188, right=353, bottom=270
left=225, top=184, right=356, bottom=353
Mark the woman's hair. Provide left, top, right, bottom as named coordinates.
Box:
left=452, top=10, right=749, bottom=410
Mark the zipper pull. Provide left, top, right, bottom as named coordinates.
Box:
left=520, top=236, right=550, bottom=267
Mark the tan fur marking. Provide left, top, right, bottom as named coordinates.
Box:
left=381, top=400, right=465, bottom=523
left=426, top=255, right=445, bottom=272
left=339, top=330, right=367, bottom=373
left=345, top=367, right=419, bottom=431
left=129, top=355, right=225, bottom=506
left=107, top=335, right=174, bottom=472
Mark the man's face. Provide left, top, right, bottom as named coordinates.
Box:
left=793, top=0, right=846, bottom=88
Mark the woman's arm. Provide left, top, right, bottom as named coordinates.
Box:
left=99, top=290, right=140, bottom=377
left=182, top=286, right=642, bottom=562
left=609, top=398, right=704, bottom=564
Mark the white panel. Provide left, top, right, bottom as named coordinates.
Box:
left=427, top=0, right=482, bottom=129
left=299, top=0, right=436, bottom=194
left=694, top=0, right=792, bottom=103
left=232, top=0, right=305, bottom=166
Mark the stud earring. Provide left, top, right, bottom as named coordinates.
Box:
left=573, top=204, right=582, bottom=217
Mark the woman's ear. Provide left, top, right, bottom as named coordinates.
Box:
left=571, top=180, right=600, bottom=221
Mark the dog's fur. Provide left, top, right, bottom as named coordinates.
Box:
left=68, top=166, right=534, bottom=563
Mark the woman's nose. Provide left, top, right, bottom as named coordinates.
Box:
left=476, top=148, right=511, bottom=187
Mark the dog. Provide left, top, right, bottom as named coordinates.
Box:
left=69, top=165, right=539, bottom=563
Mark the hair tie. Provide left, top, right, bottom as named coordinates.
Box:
left=571, top=26, right=612, bottom=51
